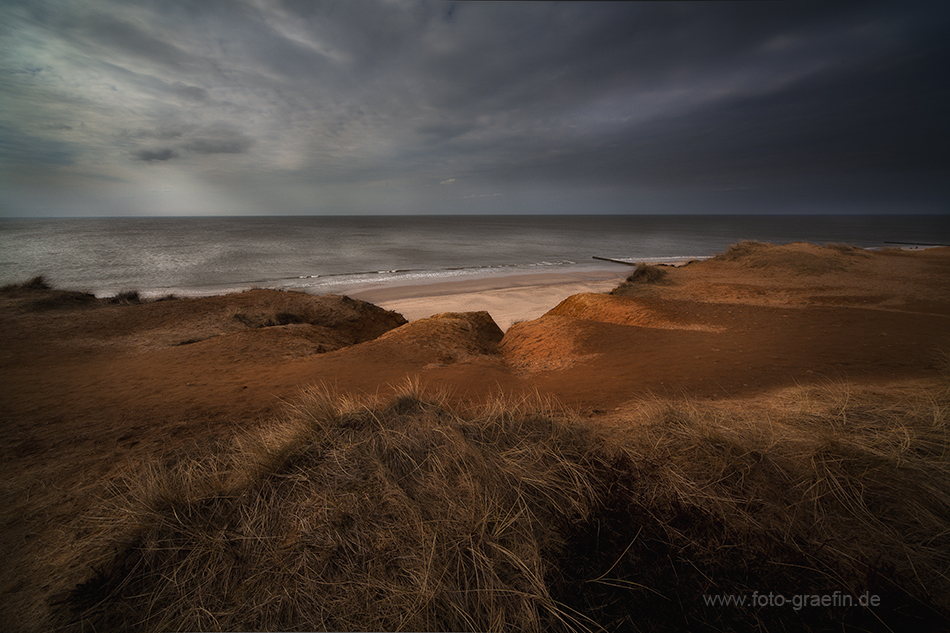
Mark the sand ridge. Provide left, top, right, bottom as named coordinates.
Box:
left=544, top=292, right=725, bottom=332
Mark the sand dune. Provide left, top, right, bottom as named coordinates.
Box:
left=2, top=243, right=950, bottom=631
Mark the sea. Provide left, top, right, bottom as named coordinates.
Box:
left=1, top=214, right=948, bottom=299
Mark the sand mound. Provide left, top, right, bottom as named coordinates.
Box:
left=543, top=292, right=721, bottom=332
left=499, top=315, right=592, bottom=371
left=711, top=241, right=870, bottom=275
left=170, top=323, right=369, bottom=360
left=0, top=288, right=407, bottom=353
left=219, top=291, right=408, bottom=348
left=500, top=316, right=601, bottom=372
left=346, top=311, right=504, bottom=367
left=500, top=293, right=723, bottom=373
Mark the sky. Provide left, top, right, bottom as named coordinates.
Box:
left=1, top=0, right=948, bottom=217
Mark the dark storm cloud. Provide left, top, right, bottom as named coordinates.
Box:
left=1, top=0, right=947, bottom=215
left=133, top=148, right=178, bottom=162
left=126, top=124, right=253, bottom=159
left=394, top=1, right=950, bottom=185
left=251, top=0, right=947, bottom=191
left=181, top=126, right=253, bottom=155
left=510, top=36, right=950, bottom=186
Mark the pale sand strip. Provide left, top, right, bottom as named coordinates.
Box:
left=349, top=270, right=628, bottom=331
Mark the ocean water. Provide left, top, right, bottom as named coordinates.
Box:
left=1, top=215, right=948, bottom=298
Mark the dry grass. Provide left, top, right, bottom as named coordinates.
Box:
left=572, top=379, right=950, bottom=631
left=1, top=277, right=153, bottom=309
left=57, top=383, right=601, bottom=632
left=54, top=378, right=950, bottom=631
left=0, top=275, right=97, bottom=309
left=626, top=263, right=668, bottom=284
left=232, top=310, right=305, bottom=328
left=609, top=263, right=669, bottom=296
left=2, top=277, right=183, bottom=309
left=25, top=290, right=98, bottom=310
left=824, top=242, right=870, bottom=254
left=711, top=241, right=868, bottom=276
left=108, top=290, right=144, bottom=305
left=0, top=274, right=52, bottom=292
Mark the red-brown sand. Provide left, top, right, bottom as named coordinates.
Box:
left=1, top=242, right=949, bottom=630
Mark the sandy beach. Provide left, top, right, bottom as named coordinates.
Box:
left=3, top=242, right=950, bottom=631
left=350, top=269, right=629, bottom=330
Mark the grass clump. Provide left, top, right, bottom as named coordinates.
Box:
left=626, top=262, right=667, bottom=284
left=1, top=274, right=53, bottom=292
left=57, top=380, right=950, bottom=632
left=27, top=291, right=97, bottom=310
left=0, top=275, right=97, bottom=309
left=108, top=290, right=143, bottom=305
left=263, top=311, right=304, bottom=326
left=610, top=263, right=669, bottom=295
left=712, top=241, right=868, bottom=276
left=233, top=311, right=306, bottom=328
left=2, top=277, right=177, bottom=308
left=825, top=242, right=869, bottom=255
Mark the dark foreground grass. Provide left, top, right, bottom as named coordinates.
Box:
left=55, top=379, right=950, bottom=632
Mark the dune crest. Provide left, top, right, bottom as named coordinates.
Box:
left=710, top=240, right=871, bottom=275
left=545, top=292, right=723, bottom=332
left=363, top=310, right=504, bottom=367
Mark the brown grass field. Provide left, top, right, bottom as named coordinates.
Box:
left=2, top=242, right=950, bottom=631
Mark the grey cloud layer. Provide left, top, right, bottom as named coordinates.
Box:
left=1, top=0, right=947, bottom=215
left=130, top=124, right=254, bottom=159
